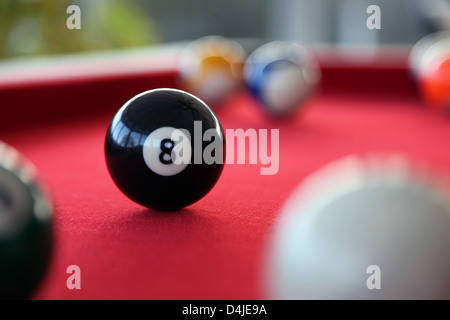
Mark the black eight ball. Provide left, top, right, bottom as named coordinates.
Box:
left=104, top=88, right=225, bottom=211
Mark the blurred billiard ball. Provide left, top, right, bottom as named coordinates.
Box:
left=408, top=31, right=450, bottom=78
left=104, top=88, right=225, bottom=211
left=409, top=31, right=450, bottom=111
left=244, top=41, right=321, bottom=117
left=178, top=35, right=246, bottom=107
left=267, top=154, right=450, bottom=299
left=418, top=52, right=450, bottom=113
left=0, top=142, right=52, bottom=300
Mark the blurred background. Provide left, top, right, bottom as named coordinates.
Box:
left=1, top=0, right=450, bottom=60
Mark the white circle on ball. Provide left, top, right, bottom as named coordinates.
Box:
left=198, top=72, right=235, bottom=104
left=142, top=126, right=192, bottom=176
left=262, top=64, right=308, bottom=113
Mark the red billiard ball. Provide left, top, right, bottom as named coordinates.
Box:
left=418, top=52, right=450, bottom=113
left=409, top=31, right=450, bottom=80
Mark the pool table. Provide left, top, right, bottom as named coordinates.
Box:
left=1, top=43, right=449, bottom=300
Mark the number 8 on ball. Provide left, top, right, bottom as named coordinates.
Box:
left=104, top=88, right=225, bottom=211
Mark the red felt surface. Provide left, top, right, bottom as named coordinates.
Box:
left=1, top=62, right=450, bottom=300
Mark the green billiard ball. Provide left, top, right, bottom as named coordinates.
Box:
left=0, top=142, right=52, bottom=300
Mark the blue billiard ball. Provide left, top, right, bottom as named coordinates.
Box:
left=244, top=41, right=321, bottom=117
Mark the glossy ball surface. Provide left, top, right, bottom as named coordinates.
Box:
left=104, top=88, right=225, bottom=211
left=0, top=142, right=52, bottom=300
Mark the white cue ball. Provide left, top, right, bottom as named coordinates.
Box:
left=267, top=154, right=450, bottom=300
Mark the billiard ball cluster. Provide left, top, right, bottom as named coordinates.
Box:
left=7, top=34, right=448, bottom=300
left=104, top=36, right=450, bottom=300
left=102, top=36, right=450, bottom=300
left=0, top=142, right=53, bottom=299
left=267, top=154, right=450, bottom=299
left=105, top=37, right=321, bottom=211
left=410, top=31, right=450, bottom=113
left=178, top=36, right=321, bottom=117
